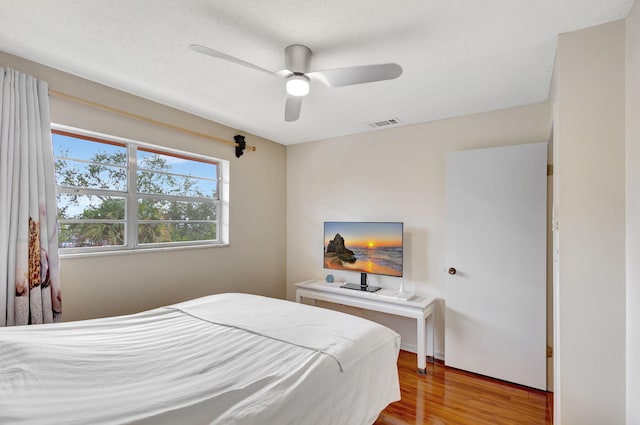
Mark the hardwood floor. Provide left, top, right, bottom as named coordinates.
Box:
left=374, top=351, right=553, bottom=425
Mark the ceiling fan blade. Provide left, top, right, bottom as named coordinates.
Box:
left=189, top=44, right=274, bottom=75
left=308, top=63, right=402, bottom=87
left=285, top=96, right=303, bottom=122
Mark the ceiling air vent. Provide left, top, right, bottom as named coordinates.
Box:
left=367, top=118, right=401, bottom=129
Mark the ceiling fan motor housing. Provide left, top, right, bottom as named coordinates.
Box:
left=285, top=44, right=312, bottom=74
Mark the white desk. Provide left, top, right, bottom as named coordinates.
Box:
left=295, top=280, right=436, bottom=374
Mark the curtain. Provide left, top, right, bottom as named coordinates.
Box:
left=0, top=68, right=61, bottom=326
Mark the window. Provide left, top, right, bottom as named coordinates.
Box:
left=52, top=126, right=227, bottom=253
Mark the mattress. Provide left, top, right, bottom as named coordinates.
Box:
left=0, top=293, right=401, bottom=425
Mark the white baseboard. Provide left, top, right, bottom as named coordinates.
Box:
left=400, top=341, right=416, bottom=353
left=399, top=342, right=445, bottom=361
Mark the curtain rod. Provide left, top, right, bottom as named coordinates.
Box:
left=48, top=89, right=256, bottom=155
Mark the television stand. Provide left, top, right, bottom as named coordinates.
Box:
left=295, top=280, right=436, bottom=374
left=340, top=282, right=382, bottom=292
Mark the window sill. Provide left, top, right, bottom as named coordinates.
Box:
left=59, top=242, right=230, bottom=260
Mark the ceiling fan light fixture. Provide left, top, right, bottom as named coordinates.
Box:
left=286, top=74, right=310, bottom=96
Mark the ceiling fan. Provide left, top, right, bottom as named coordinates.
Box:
left=189, top=43, right=403, bottom=122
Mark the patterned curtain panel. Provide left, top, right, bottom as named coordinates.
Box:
left=0, top=68, right=62, bottom=326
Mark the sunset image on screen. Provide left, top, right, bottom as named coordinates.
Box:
left=324, top=222, right=403, bottom=277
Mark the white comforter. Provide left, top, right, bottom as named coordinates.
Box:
left=0, top=293, right=400, bottom=425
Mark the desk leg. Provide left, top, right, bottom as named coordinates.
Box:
left=427, top=310, right=435, bottom=362
left=295, top=293, right=317, bottom=306
left=417, top=316, right=427, bottom=374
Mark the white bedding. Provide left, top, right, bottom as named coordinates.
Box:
left=0, top=293, right=400, bottom=425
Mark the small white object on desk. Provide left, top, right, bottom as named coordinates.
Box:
left=397, top=280, right=412, bottom=300
left=374, top=288, right=415, bottom=301
left=295, top=279, right=436, bottom=374
left=396, top=291, right=414, bottom=301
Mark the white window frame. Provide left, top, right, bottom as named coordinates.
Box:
left=52, top=124, right=230, bottom=255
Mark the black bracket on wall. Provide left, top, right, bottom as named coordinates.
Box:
left=234, top=135, right=247, bottom=158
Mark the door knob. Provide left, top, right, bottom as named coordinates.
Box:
left=448, top=267, right=457, bottom=275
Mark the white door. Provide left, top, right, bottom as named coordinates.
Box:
left=444, top=142, right=547, bottom=390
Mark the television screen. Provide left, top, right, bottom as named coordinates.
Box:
left=324, top=222, right=403, bottom=277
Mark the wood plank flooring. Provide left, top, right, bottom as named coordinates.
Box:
left=374, top=351, right=553, bottom=425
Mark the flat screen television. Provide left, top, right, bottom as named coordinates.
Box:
left=324, top=222, right=403, bottom=291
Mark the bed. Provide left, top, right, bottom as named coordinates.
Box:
left=0, top=293, right=401, bottom=425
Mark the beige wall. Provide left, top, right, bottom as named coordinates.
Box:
left=286, top=103, right=551, bottom=358
left=0, top=51, right=287, bottom=321
left=626, top=1, right=640, bottom=423
left=552, top=20, right=626, bottom=425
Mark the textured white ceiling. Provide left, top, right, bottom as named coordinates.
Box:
left=0, top=0, right=634, bottom=144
